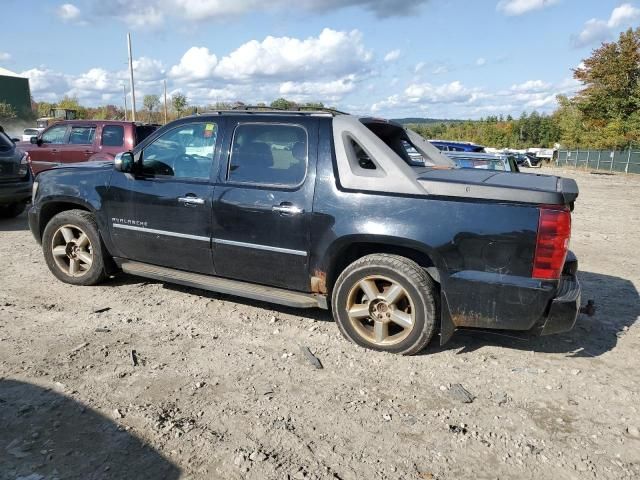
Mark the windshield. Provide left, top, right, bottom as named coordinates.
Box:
left=360, top=120, right=455, bottom=168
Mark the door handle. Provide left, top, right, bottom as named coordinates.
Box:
left=178, top=196, right=205, bottom=206
left=272, top=203, right=304, bottom=215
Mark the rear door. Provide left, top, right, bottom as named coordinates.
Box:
left=63, top=124, right=97, bottom=164
left=29, top=124, right=69, bottom=174
left=99, top=124, right=126, bottom=158
left=211, top=119, right=317, bottom=292
left=105, top=120, right=221, bottom=274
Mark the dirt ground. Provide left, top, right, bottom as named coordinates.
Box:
left=1, top=167, right=639, bottom=480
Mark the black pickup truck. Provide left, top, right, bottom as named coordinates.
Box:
left=28, top=110, right=581, bottom=355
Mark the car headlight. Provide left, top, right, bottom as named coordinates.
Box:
left=32, top=181, right=39, bottom=204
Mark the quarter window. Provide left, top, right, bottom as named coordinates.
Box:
left=228, top=123, right=307, bottom=186
left=68, top=126, right=96, bottom=145
left=41, top=125, right=67, bottom=144
left=101, top=125, right=125, bottom=147
left=141, top=122, right=217, bottom=179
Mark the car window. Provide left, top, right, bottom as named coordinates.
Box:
left=41, top=125, right=67, bottom=144
left=141, top=122, right=217, bottom=179
left=68, top=126, right=96, bottom=145
left=228, top=123, right=307, bottom=186
left=102, top=125, right=124, bottom=147
left=135, top=125, right=157, bottom=144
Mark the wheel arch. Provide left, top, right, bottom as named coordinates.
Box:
left=37, top=199, right=95, bottom=242
left=321, top=236, right=442, bottom=294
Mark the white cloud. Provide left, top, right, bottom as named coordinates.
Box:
left=476, top=57, right=486, bottom=66
left=414, top=62, right=426, bottom=73
left=212, top=28, right=372, bottom=81
left=496, top=0, right=560, bottom=16
left=384, top=49, right=401, bottom=62
left=432, top=65, right=448, bottom=75
left=56, top=3, right=83, bottom=22
left=573, top=3, right=640, bottom=47
left=370, top=76, right=581, bottom=118
left=0, top=52, right=10, bottom=62
left=510, top=79, right=551, bottom=92
left=405, top=81, right=475, bottom=104
left=132, top=57, right=166, bottom=82
left=169, top=47, right=218, bottom=81
left=279, top=75, right=356, bottom=100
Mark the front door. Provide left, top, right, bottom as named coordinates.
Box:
left=212, top=119, right=317, bottom=292
left=106, top=120, right=221, bottom=274
left=29, top=124, right=68, bottom=174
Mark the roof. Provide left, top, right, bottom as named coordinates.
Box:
left=0, top=67, right=25, bottom=78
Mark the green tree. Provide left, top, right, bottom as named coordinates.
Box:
left=0, top=102, right=17, bottom=120
left=171, top=93, right=188, bottom=118
left=573, top=27, right=640, bottom=123
left=143, top=94, right=160, bottom=121
left=270, top=98, right=297, bottom=110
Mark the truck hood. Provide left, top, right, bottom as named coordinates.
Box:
left=417, top=168, right=578, bottom=206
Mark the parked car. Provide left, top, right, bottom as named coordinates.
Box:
left=22, top=128, right=40, bottom=142
left=429, top=139, right=485, bottom=153
left=20, top=121, right=158, bottom=174
left=445, top=151, right=520, bottom=172
left=0, top=126, right=32, bottom=218
left=28, top=110, right=582, bottom=355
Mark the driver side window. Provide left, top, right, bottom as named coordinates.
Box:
left=141, top=122, right=218, bottom=180
left=42, top=125, right=68, bottom=144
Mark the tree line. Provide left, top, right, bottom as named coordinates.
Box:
left=2, top=28, right=638, bottom=149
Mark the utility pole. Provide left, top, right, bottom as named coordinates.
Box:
left=163, top=79, right=168, bottom=124
left=127, top=32, right=136, bottom=122
left=123, top=84, right=128, bottom=121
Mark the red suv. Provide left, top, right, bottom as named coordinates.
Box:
left=21, top=121, right=158, bottom=174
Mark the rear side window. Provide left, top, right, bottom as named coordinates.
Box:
left=228, top=123, right=307, bottom=187
left=68, top=126, right=96, bottom=145
left=135, top=125, right=157, bottom=145
left=102, top=125, right=124, bottom=147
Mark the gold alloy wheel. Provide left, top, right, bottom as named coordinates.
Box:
left=346, top=275, right=416, bottom=346
left=51, top=224, right=94, bottom=277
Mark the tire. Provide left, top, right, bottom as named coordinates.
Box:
left=42, top=209, right=108, bottom=286
left=331, top=254, right=437, bottom=355
left=0, top=202, right=26, bottom=218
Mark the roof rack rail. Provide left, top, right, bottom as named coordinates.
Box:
left=192, top=105, right=348, bottom=117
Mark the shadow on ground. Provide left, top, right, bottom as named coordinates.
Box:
left=0, top=379, right=181, bottom=479
left=105, top=269, right=638, bottom=358
left=0, top=210, right=29, bottom=232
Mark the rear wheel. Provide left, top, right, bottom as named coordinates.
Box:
left=331, top=254, right=437, bottom=355
left=0, top=202, right=26, bottom=218
left=42, top=210, right=107, bottom=286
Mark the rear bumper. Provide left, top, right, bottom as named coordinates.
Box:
left=442, top=251, right=581, bottom=336
left=539, top=274, right=580, bottom=335
left=0, top=179, right=32, bottom=205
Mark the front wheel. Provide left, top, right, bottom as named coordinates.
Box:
left=331, top=254, right=437, bottom=355
left=42, top=209, right=108, bottom=286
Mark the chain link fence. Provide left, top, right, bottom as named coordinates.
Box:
left=556, top=149, right=640, bottom=174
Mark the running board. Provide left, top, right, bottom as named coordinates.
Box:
left=117, top=260, right=327, bottom=309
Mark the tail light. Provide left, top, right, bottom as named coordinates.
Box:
left=18, top=152, right=30, bottom=178
left=532, top=206, right=571, bottom=280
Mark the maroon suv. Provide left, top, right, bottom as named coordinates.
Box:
left=21, top=121, right=158, bottom=174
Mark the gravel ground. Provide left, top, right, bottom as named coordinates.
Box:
left=1, top=167, right=639, bottom=480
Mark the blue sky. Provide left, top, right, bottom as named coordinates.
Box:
left=1, top=0, right=638, bottom=118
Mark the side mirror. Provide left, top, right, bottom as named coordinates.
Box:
left=11, top=137, right=20, bottom=143
left=30, top=136, right=40, bottom=145
left=114, top=151, right=135, bottom=173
